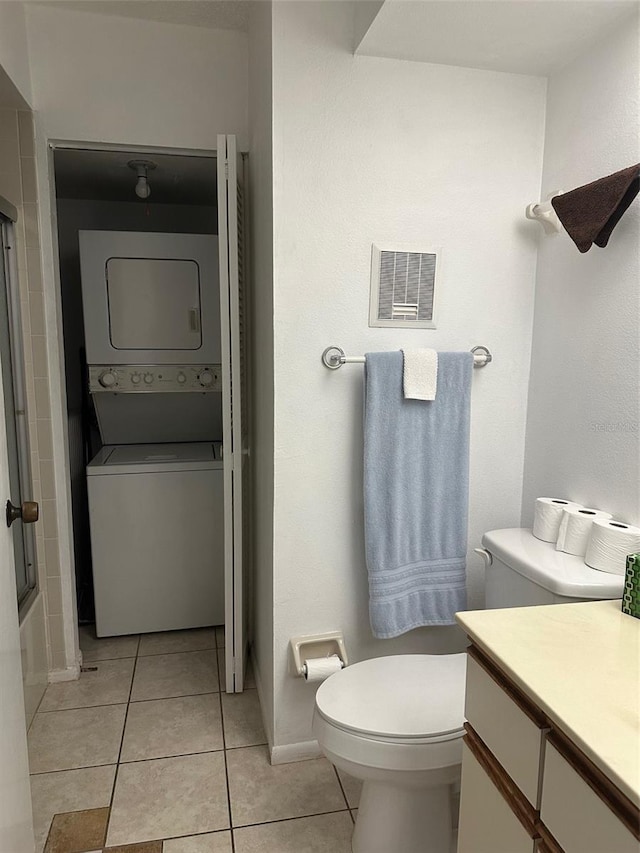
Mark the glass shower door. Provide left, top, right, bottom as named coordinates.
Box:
left=1, top=218, right=37, bottom=606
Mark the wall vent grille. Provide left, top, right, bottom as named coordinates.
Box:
left=369, top=245, right=439, bottom=329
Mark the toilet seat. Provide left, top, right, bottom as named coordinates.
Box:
left=315, top=653, right=467, bottom=743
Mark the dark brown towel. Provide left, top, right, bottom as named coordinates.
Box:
left=551, top=164, right=640, bottom=253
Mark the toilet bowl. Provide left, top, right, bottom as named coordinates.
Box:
left=313, top=653, right=466, bottom=853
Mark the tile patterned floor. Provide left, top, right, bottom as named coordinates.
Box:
left=29, top=626, right=360, bottom=853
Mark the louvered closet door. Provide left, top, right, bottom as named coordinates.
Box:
left=217, top=135, right=250, bottom=693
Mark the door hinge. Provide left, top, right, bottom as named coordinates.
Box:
left=225, top=161, right=229, bottom=179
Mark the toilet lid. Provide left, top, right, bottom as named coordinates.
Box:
left=315, top=654, right=467, bottom=740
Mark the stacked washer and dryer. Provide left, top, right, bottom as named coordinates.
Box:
left=79, top=230, right=224, bottom=637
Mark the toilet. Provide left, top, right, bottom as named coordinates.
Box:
left=313, top=527, right=625, bottom=853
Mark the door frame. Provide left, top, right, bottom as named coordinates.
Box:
left=34, top=134, right=242, bottom=675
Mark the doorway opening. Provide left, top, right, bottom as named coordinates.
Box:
left=49, top=141, right=248, bottom=693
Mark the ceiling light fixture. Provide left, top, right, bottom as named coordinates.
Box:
left=128, top=159, right=157, bottom=200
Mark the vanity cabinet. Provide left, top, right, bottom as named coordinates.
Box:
left=458, top=644, right=640, bottom=853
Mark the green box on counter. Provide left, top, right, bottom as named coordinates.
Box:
left=622, top=554, right=640, bottom=619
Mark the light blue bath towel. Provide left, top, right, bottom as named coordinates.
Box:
left=364, top=351, right=473, bottom=638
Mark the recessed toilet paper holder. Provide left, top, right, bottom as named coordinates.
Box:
left=290, top=631, right=348, bottom=678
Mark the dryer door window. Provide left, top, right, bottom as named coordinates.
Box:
left=106, top=257, right=202, bottom=350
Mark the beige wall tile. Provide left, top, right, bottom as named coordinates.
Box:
left=44, top=538, right=60, bottom=577
left=15, top=233, right=28, bottom=283
left=28, top=290, right=45, bottom=335
left=35, top=532, right=47, bottom=569
left=20, top=156, right=37, bottom=203
left=34, top=377, right=50, bottom=419
left=31, top=335, right=48, bottom=377
left=20, top=295, right=32, bottom=340
left=27, top=419, right=38, bottom=454
left=0, top=169, right=22, bottom=206
left=46, top=575, right=63, bottom=616
left=39, top=459, right=56, bottom=500
left=26, top=247, right=43, bottom=291
left=41, top=498, right=58, bottom=538
left=0, top=131, right=20, bottom=167
left=48, top=613, right=66, bottom=652
left=0, top=109, right=18, bottom=141
left=23, top=202, right=39, bottom=247
left=36, top=418, right=53, bottom=460
left=50, top=648, right=68, bottom=671
left=48, top=613, right=64, bottom=652
left=17, top=111, right=34, bottom=157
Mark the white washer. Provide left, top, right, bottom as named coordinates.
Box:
left=87, top=442, right=224, bottom=637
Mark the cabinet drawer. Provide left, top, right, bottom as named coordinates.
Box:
left=541, top=742, right=638, bottom=853
left=458, top=741, right=536, bottom=853
left=465, top=648, right=547, bottom=806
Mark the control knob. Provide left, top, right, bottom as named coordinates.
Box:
left=98, top=370, right=117, bottom=388
left=144, top=373, right=154, bottom=385
left=131, top=373, right=141, bottom=385
left=177, top=372, right=187, bottom=385
left=198, top=370, right=214, bottom=388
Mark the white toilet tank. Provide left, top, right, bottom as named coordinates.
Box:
left=481, top=528, right=625, bottom=609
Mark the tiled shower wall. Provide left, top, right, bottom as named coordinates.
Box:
left=1, top=107, right=64, bottom=718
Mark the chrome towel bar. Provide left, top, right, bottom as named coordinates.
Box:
left=321, top=345, right=492, bottom=370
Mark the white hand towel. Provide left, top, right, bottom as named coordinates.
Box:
left=402, top=349, right=438, bottom=400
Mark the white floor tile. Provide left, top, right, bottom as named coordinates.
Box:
left=121, top=694, right=224, bottom=762
left=28, top=704, right=126, bottom=773
left=106, top=752, right=230, bottom=846
left=39, top=659, right=135, bottom=711
left=164, top=831, right=233, bottom=852
left=233, top=811, right=354, bottom=853
left=226, top=746, right=345, bottom=827
left=337, top=767, right=362, bottom=808
left=131, top=650, right=218, bottom=701
left=79, top=625, right=139, bottom=661
left=29, top=765, right=116, bottom=853
left=221, top=690, right=266, bottom=749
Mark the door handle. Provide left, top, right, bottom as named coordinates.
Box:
left=6, top=500, right=39, bottom=528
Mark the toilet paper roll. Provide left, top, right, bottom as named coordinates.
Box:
left=533, top=498, right=582, bottom=542
left=585, top=519, right=640, bottom=575
left=303, top=654, right=343, bottom=683
left=555, top=506, right=613, bottom=557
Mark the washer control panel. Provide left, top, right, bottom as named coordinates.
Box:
left=89, top=364, right=222, bottom=393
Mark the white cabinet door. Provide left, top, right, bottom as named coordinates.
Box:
left=458, top=743, right=536, bottom=853
left=541, top=743, right=638, bottom=853
left=0, top=221, right=35, bottom=852
left=218, top=135, right=249, bottom=692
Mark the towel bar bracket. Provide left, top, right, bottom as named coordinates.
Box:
left=470, top=345, right=492, bottom=366
left=322, top=345, right=492, bottom=369
left=322, top=346, right=348, bottom=369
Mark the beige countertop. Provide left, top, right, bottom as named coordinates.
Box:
left=456, top=599, right=640, bottom=808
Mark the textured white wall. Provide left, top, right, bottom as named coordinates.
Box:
left=248, top=1, right=275, bottom=747
left=25, top=4, right=248, bottom=149
left=522, top=13, right=640, bottom=525
left=0, top=2, right=32, bottom=106
left=270, top=1, right=546, bottom=749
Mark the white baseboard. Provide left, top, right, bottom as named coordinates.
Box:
left=249, top=650, right=321, bottom=765
left=270, top=739, right=321, bottom=765
left=48, top=662, right=80, bottom=683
